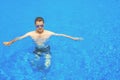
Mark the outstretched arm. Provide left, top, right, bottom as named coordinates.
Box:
left=53, top=33, right=83, bottom=41
left=3, top=32, right=30, bottom=46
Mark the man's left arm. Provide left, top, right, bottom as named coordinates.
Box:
left=52, top=33, right=83, bottom=41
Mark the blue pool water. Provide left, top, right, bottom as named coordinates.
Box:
left=0, top=0, right=120, bottom=80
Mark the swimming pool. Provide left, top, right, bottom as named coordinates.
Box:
left=0, top=0, right=120, bottom=80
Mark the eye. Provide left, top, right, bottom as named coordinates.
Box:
left=36, top=25, right=39, bottom=28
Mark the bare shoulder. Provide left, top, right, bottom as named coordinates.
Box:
left=44, top=30, right=55, bottom=35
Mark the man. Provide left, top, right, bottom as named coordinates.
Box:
left=3, top=17, right=83, bottom=69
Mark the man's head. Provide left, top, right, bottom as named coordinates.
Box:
left=35, top=17, right=44, bottom=33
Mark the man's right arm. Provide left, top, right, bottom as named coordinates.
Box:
left=3, top=32, right=31, bottom=46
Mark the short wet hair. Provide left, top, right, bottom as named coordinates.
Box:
left=35, top=17, right=44, bottom=24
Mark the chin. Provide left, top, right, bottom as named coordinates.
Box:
left=38, top=30, right=44, bottom=33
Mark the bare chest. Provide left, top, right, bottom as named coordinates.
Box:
left=30, top=31, right=51, bottom=40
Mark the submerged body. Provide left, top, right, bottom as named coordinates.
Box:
left=29, top=30, right=54, bottom=68
left=22, top=30, right=55, bottom=68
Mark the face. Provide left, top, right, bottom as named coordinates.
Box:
left=35, top=20, right=44, bottom=33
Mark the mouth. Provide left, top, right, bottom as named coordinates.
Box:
left=36, top=28, right=44, bottom=33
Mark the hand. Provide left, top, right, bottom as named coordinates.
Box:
left=72, top=37, right=84, bottom=41
left=3, top=42, right=12, bottom=46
